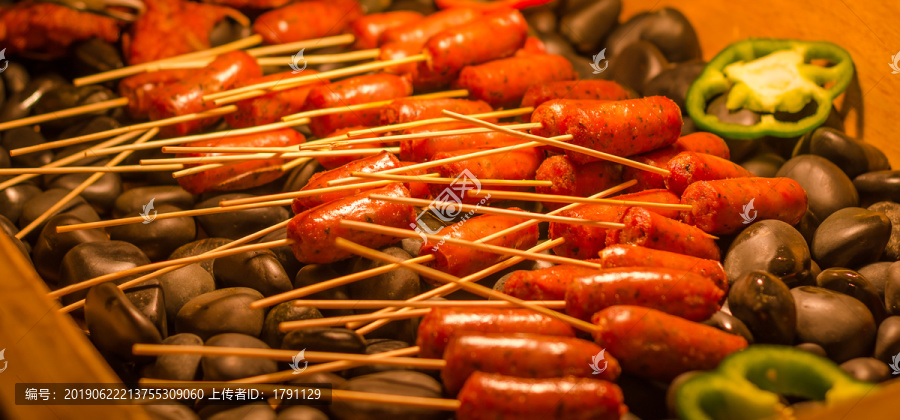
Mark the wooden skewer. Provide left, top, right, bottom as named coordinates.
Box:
left=335, top=238, right=600, bottom=334
left=9, top=106, right=238, bottom=156
left=442, top=110, right=672, bottom=177
left=141, top=147, right=400, bottom=165
left=229, top=346, right=419, bottom=384
left=341, top=221, right=603, bottom=269
left=15, top=128, right=158, bottom=239
left=244, top=34, right=356, bottom=57
left=0, top=164, right=182, bottom=175
left=219, top=175, right=441, bottom=208
left=281, top=157, right=312, bottom=172
left=300, top=123, right=541, bottom=150
left=345, top=107, right=534, bottom=138
left=280, top=308, right=432, bottom=331
left=467, top=190, right=694, bottom=211
left=60, top=220, right=291, bottom=313
left=256, top=49, right=381, bottom=66
left=293, top=299, right=566, bottom=309
left=355, top=173, right=551, bottom=187
left=281, top=89, right=469, bottom=122
left=55, top=199, right=292, bottom=233
left=0, top=130, right=146, bottom=191
left=327, top=136, right=573, bottom=187
left=0, top=98, right=131, bottom=132
left=132, top=344, right=444, bottom=369
left=48, top=239, right=293, bottom=299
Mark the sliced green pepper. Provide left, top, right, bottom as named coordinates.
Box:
left=676, top=345, right=877, bottom=420
left=685, top=39, right=854, bottom=139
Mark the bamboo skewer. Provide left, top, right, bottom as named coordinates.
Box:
left=355, top=174, right=551, bottom=187
left=442, top=110, right=672, bottom=177
left=230, top=346, right=419, bottom=384
left=300, top=123, right=542, bottom=150
left=219, top=175, right=441, bottom=208
left=60, top=220, right=291, bottom=313
left=280, top=309, right=432, bottom=331
left=0, top=98, right=130, bottom=132
left=256, top=49, right=380, bottom=66
left=0, top=164, right=182, bottom=175
left=335, top=238, right=600, bottom=334
left=280, top=89, right=469, bottom=122
left=292, top=300, right=566, bottom=309
left=345, top=107, right=534, bottom=138
left=467, top=190, right=694, bottom=211
left=48, top=239, right=294, bottom=299
left=281, top=157, right=313, bottom=172
left=15, top=128, right=159, bottom=239
left=141, top=147, right=400, bottom=165
left=243, top=34, right=356, bottom=57
left=55, top=199, right=292, bottom=233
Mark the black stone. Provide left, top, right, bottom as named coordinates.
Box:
left=642, top=61, right=706, bottom=113
left=858, top=262, right=894, bottom=300
left=2, top=127, right=52, bottom=168
left=19, top=188, right=101, bottom=242
left=776, top=155, right=859, bottom=220
left=294, top=264, right=353, bottom=318
left=884, top=262, right=900, bottom=316
left=47, top=171, right=122, bottom=215
left=724, top=220, right=813, bottom=288
left=126, top=279, right=168, bottom=338
left=605, top=41, right=669, bottom=95
left=0, top=74, right=66, bottom=123
left=213, top=249, right=292, bottom=297
left=282, top=160, right=324, bottom=195
left=811, top=207, right=891, bottom=268
left=261, top=302, right=323, bottom=349
left=149, top=333, right=203, bottom=381
left=195, top=194, right=289, bottom=240
left=348, top=339, right=413, bottom=377
left=175, top=288, right=265, bottom=340
left=57, top=116, right=120, bottom=140
left=260, top=227, right=303, bottom=280
left=795, top=210, right=820, bottom=247
left=113, top=186, right=194, bottom=218
left=275, top=406, right=328, bottom=420
left=840, top=358, right=891, bottom=383
left=169, top=238, right=232, bottom=277
left=31, top=213, right=108, bottom=284
left=202, top=333, right=278, bottom=381
left=792, top=286, right=876, bottom=363
left=59, top=240, right=150, bottom=304
left=85, top=282, right=162, bottom=362
left=741, top=152, right=785, bottom=178
left=331, top=371, right=444, bottom=420
left=868, top=201, right=900, bottom=261
left=281, top=328, right=366, bottom=354
left=727, top=271, right=795, bottom=344
left=795, top=342, right=828, bottom=358
left=854, top=171, right=900, bottom=207
left=157, top=264, right=216, bottom=322
left=558, top=0, right=620, bottom=53
left=603, top=7, right=701, bottom=63
left=807, top=128, right=890, bottom=178
left=108, top=204, right=196, bottom=261
left=874, top=316, right=900, bottom=364
left=816, top=268, right=887, bottom=323
left=0, top=182, right=40, bottom=224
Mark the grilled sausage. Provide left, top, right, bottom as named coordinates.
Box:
left=224, top=71, right=326, bottom=128
left=252, top=0, right=362, bottom=44
left=610, top=207, right=721, bottom=260
left=314, top=126, right=389, bottom=170
left=622, top=132, right=731, bottom=192
left=598, top=244, right=728, bottom=293
left=291, top=151, right=401, bottom=212
left=665, top=152, right=754, bottom=195
left=118, top=69, right=191, bottom=119
left=429, top=147, right=543, bottom=204
left=502, top=264, right=601, bottom=300
left=380, top=7, right=480, bottom=45
left=303, top=73, right=413, bottom=137
left=399, top=122, right=527, bottom=162
left=535, top=155, right=623, bottom=210
left=680, top=177, right=808, bottom=235
left=349, top=11, right=424, bottom=49
left=455, top=53, right=576, bottom=108
left=520, top=80, right=633, bottom=111
left=378, top=98, right=493, bottom=126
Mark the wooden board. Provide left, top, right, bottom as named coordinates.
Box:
left=623, top=0, right=900, bottom=167
left=0, top=234, right=151, bottom=420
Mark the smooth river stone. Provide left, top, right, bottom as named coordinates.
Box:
left=195, top=194, right=289, bottom=240
left=260, top=302, right=323, bottom=349
left=811, top=207, right=891, bottom=269
left=854, top=171, right=900, bottom=207
left=728, top=271, right=796, bottom=344
left=157, top=264, right=216, bottom=321
left=807, top=127, right=890, bottom=178
left=108, top=204, right=196, bottom=261
left=0, top=182, right=41, bottom=224
left=792, top=286, right=876, bottom=363
left=31, top=213, right=108, bottom=284
left=202, top=333, right=278, bottom=381
left=868, top=201, right=900, bottom=261
left=175, top=288, right=265, bottom=340
left=777, top=155, right=859, bottom=220
left=85, top=282, right=162, bottom=362
left=724, top=220, right=813, bottom=288
left=59, top=240, right=151, bottom=305
left=149, top=333, right=203, bottom=381
left=169, top=238, right=232, bottom=277
left=19, top=188, right=100, bottom=241
left=213, top=249, right=292, bottom=297
left=113, top=185, right=194, bottom=218
left=330, top=371, right=444, bottom=420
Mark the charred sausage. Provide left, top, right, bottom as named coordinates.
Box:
left=610, top=207, right=721, bottom=260
left=665, top=152, right=754, bottom=195
left=535, top=155, right=623, bottom=210
left=680, top=177, right=808, bottom=235
left=598, top=244, right=728, bottom=292
left=502, top=264, right=601, bottom=300
left=303, top=73, right=413, bottom=137
left=291, top=151, right=401, bottom=212
left=455, top=53, right=576, bottom=108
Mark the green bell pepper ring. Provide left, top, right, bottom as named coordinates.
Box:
left=685, top=39, right=854, bottom=139
left=676, top=345, right=877, bottom=420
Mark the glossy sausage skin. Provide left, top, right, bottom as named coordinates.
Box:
left=502, top=264, right=601, bottom=300
left=287, top=183, right=415, bottom=264
left=565, top=267, right=723, bottom=321
left=680, top=177, right=808, bottom=235
left=399, top=122, right=526, bottom=162
left=380, top=8, right=480, bottom=45
left=0, top=2, right=120, bottom=57
left=349, top=11, right=423, bottom=49
left=455, top=53, right=576, bottom=109
left=457, top=372, right=627, bottom=420
left=176, top=128, right=304, bottom=194
left=419, top=212, right=538, bottom=278
left=665, top=152, right=754, bottom=195
left=225, top=71, right=326, bottom=128
left=416, top=307, right=576, bottom=359
left=442, top=333, right=621, bottom=395
left=520, top=80, right=633, bottom=110
left=147, top=51, right=261, bottom=136
left=535, top=155, right=623, bottom=211
left=611, top=207, right=721, bottom=260
left=599, top=244, right=728, bottom=293
left=532, top=97, right=682, bottom=164
left=622, top=132, right=730, bottom=192
left=549, top=189, right=681, bottom=259
left=422, top=8, right=528, bottom=78
left=303, top=73, right=413, bottom=137
left=430, top=147, right=543, bottom=204
left=119, top=69, right=191, bottom=119
left=379, top=40, right=455, bottom=91
left=252, top=0, right=362, bottom=44
left=378, top=98, right=493, bottom=126
left=591, top=305, right=748, bottom=381
left=292, top=151, right=401, bottom=212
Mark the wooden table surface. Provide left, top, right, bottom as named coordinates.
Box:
left=623, top=0, right=900, bottom=167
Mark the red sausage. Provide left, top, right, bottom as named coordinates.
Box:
left=399, top=122, right=527, bottom=162
left=421, top=8, right=528, bottom=79
left=502, top=264, right=601, bottom=300
left=0, top=2, right=120, bottom=58
left=535, top=155, right=623, bottom=210
left=442, top=333, right=621, bottom=395
left=611, top=207, right=721, bottom=260
left=252, top=0, right=362, bottom=44
left=565, top=267, right=723, bottom=322
left=225, top=71, right=326, bottom=128
left=457, top=372, right=627, bottom=420
left=415, top=307, right=576, bottom=359
left=399, top=162, right=432, bottom=200
left=419, top=213, right=538, bottom=278
left=455, top=53, right=576, bottom=108
left=680, top=177, right=808, bottom=235
left=532, top=97, right=683, bottom=164
left=291, top=151, right=401, bottom=212
left=516, top=36, right=547, bottom=55
left=147, top=51, right=261, bottom=136
left=378, top=40, right=456, bottom=91
left=176, top=128, right=304, bottom=194
left=591, top=305, right=748, bottom=381
left=549, top=189, right=681, bottom=260
left=380, top=8, right=480, bottom=45
left=313, top=126, right=388, bottom=170
left=665, top=152, right=754, bottom=195
left=378, top=98, right=493, bottom=126
left=303, top=73, right=413, bottom=137
left=520, top=80, right=633, bottom=110
left=598, top=244, right=728, bottom=293
left=349, top=11, right=424, bottom=49
left=429, top=147, right=543, bottom=204
left=621, top=132, right=731, bottom=192
left=118, top=69, right=191, bottom=119
left=286, top=183, right=415, bottom=264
